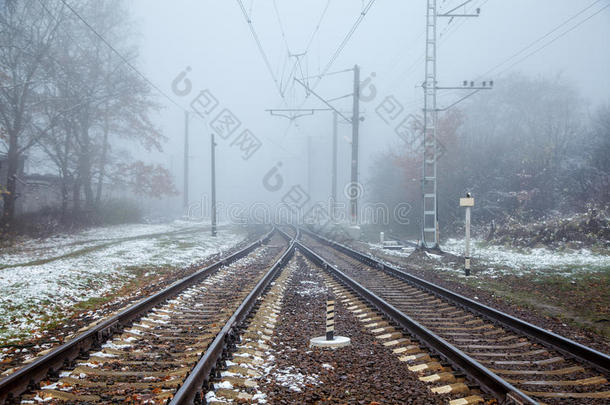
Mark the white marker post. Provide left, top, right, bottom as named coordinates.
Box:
left=460, top=193, right=475, bottom=276
left=310, top=295, right=350, bottom=348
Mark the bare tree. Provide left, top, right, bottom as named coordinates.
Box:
left=37, top=0, right=162, bottom=217
left=0, top=1, right=62, bottom=226
left=61, top=0, right=162, bottom=211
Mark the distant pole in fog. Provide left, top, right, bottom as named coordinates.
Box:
left=332, top=111, right=338, bottom=219
left=183, top=111, right=189, bottom=212
left=307, top=135, right=312, bottom=198
left=211, top=133, right=217, bottom=237
left=350, top=64, right=360, bottom=225
left=272, top=73, right=358, bottom=222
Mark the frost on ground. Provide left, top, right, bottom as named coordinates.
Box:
left=0, top=221, right=246, bottom=343
left=367, top=243, right=415, bottom=258
left=270, top=366, right=320, bottom=393
left=364, top=237, right=610, bottom=341
left=442, top=238, right=610, bottom=277
left=369, top=238, right=610, bottom=278
left=296, top=280, right=328, bottom=297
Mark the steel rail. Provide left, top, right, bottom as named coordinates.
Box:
left=170, top=227, right=297, bottom=404
left=0, top=228, right=276, bottom=404
left=302, top=228, right=610, bottom=374
left=296, top=240, right=536, bottom=405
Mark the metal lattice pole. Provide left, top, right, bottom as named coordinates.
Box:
left=420, top=0, right=484, bottom=249
left=422, top=0, right=439, bottom=248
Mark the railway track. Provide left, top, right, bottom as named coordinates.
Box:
left=204, top=249, right=493, bottom=404
left=0, top=228, right=296, bottom=404
left=298, top=229, right=610, bottom=404
left=3, top=224, right=607, bottom=404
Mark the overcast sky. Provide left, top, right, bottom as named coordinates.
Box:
left=128, top=0, right=610, bottom=210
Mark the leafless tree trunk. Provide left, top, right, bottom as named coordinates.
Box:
left=0, top=1, right=61, bottom=226
left=96, top=107, right=110, bottom=205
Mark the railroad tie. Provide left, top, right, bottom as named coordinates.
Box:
left=318, top=272, right=485, bottom=405
left=206, top=256, right=296, bottom=403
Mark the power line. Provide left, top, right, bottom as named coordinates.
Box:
left=383, top=0, right=487, bottom=95
left=384, top=30, right=425, bottom=77
left=439, top=0, right=488, bottom=40
left=304, top=0, right=332, bottom=54
left=271, top=0, right=295, bottom=96
left=497, top=4, right=609, bottom=76
left=272, top=0, right=291, bottom=54
left=273, top=0, right=334, bottom=103
left=248, top=0, right=255, bottom=19
left=421, top=1, right=609, bottom=112
left=56, top=0, right=305, bottom=163
left=302, top=0, right=332, bottom=91
left=313, top=0, right=377, bottom=89
left=304, top=68, right=355, bottom=80
left=236, top=0, right=285, bottom=101
left=58, top=0, right=185, bottom=111
left=480, top=0, right=606, bottom=78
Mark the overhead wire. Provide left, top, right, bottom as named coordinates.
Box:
left=248, top=0, right=255, bottom=19
left=279, top=2, right=332, bottom=103
left=495, top=3, right=610, bottom=77
left=433, top=0, right=609, bottom=110
left=479, top=0, right=607, bottom=78
left=312, top=0, right=377, bottom=89
left=282, top=0, right=378, bottom=142
left=438, top=0, right=488, bottom=42
left=381, top=0, right=467, bottom=94
left=52, top=0, right=305, bottom=162
left=305, top=0, right=331, bottom=53
left=57, top=0, right=185, bottom=111
left=305, top=68, right=355, bottom=80
left=271, top=0, right=295, bottom=97
left=236, top=0, right=285, bottom=102
left=272, top=0, right=291, bottom=54
left=304, top=0, right=332, bottom=78
left=383, top=0, right=487, bottom=103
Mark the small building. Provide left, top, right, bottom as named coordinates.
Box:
left=0, top=154, right=63, bottom=214
left=19, top=174, right=65, bottom=214
left=0, top=153, right=27, bottom=212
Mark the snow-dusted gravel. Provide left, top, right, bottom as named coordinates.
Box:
left=367, top=238, right=610, bottom=277
left=442, top=238, right=610, bottom=276
left=0, top=221, right=247, bottom=342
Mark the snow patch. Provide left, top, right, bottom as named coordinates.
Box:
left=0, top=221, right=246, bottom=342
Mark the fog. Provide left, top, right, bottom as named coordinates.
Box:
left=3, top=3, right=610, bottom=397
left=128, top=0, right=610, bottom=212
left=1, top=0, right=609, bottom=231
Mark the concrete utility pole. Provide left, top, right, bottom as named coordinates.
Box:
left=211, top=133, right=217, bottom=237
left=183, top=111, right=189, bottom=211
left=265, top=107, right=342, bottom=219
left=307, top=135, right=312, bottom=198
left=421, top=0, right=483, bottom=249
left=350, top=64, right=360, bottom=225
left=331, top=111, right=338, bottom=219
left=272, top=68, right=360, bottom=223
